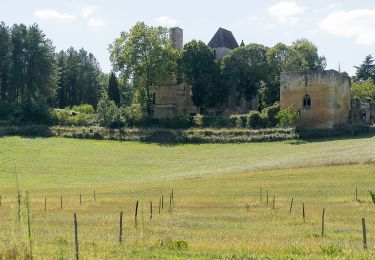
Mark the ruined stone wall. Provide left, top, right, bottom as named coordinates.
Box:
left=280, top=70, right=351, bottom=129
left=151, top=81, right=198, bottom=118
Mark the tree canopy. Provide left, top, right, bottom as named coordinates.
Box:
left=180, top=40, right=222, bottom=110
left=56, top=47, right=104, bottom=108
left=354, top=55, right=375, bottom=82
left=0, top=23, right=59, bottom=104
left=109, top=22, right=178, bottom=115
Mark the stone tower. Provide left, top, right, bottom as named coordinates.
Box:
left=169, top=27, right=183, bottom=50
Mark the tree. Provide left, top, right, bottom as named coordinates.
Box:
left=352, top=78, right=375, bottom=103
left=291, top=39, right=326, bottom=72
left=221, top=44, right=269, bottom=102
left=354, top=55, right=375, bottom=82
left=108, top=72, right=120, bottom=105
left=0, top=22, right=10, bottom=101
left=109, top=22, right=178, bottom=115
left=56, top=47, right=103, bottom=108
left=259, top=40, right=326, bottom=109
left=180, top=40, right=222, bottom=110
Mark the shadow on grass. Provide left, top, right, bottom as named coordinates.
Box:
left=288, top=126, right=375, bottom=145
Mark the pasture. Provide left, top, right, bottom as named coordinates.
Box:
left=0, top=136, right=375, bottom=259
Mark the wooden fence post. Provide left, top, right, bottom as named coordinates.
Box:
left=119, top=211, right=123, bottom=243
left=321, top=208, right=325, bottom=237
left=0, top=194, right=2, bottom=207
left=159, top=198, right=161, bottom=214
left=169, top=193, right=172, bottom=210
left=356, top=187, right=358, bottom=202
left=44, top=197, right=47, bottom=212
left=135, top=200, right=139, bottom=227
left=150, top=201, right=153, bottom=220
left=74, top=213, right=79, bottom=260
left=302, top=203, right=305, bottom=223
left=266, top=191, right=269, bottom=206
left=289, top=198, right=294, bottom=214
left=272, top=195, right=275, bottom=210
left=80, top=194, right=82, bottom=206
left=362, top=218, right=367, bottom=250
left=61, top=195, right=63, bottom=210
left=162, top=196, right=164, bottom=210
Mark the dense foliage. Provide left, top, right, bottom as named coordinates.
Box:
left=0, top=22, right=58, bottom=122
left=56, top=47, right=105, bottom=108
left=352, top=78, right=375, bottom=103
left=109, top=22, right=178, bottom=115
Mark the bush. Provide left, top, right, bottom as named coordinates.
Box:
left=369, top=190, right=375, bottom=205
left=71, top=104, right=95, bottom=114
left=96, top=95, right=126, bottom=128
left=51, top=109, right=71, bottom=125
left=193, top=114, right=204, bottom=127
left=9, top=99, right=52, bottom=125
left=247, top=111, right=266, bottom=129
left=0, top=102, right=20, bottom=120
left=262, top=102, right=280, bottom=127
left=276, top=106, right=300, bottom=127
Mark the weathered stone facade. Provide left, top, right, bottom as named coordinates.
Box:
left=280, top=70, right=351, bottom=129
left=350, top=99, right=375, bottom=125
left=151, top=80, right=198, bottom=118
left=152, top=27, right=258, bottom=119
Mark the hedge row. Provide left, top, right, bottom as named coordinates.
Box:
left=0, top=125, right=371, bottom=143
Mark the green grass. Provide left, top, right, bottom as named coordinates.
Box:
left=0, top=136, right=375, bottom=258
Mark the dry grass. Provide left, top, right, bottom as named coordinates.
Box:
left=0, top=136, right=375, bottom=258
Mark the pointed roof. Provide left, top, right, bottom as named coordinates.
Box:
left=208, top=28, right=239, bottom=50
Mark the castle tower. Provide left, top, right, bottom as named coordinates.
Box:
left=169, top=27, right=183, bottom=50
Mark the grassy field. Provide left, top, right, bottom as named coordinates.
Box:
left=0, top=136, right=375, bottom=258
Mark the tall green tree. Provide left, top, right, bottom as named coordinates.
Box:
left=291, top=39, right=326, bottom=72
left=352, top=78, right=375, bottom=103
left=108, top=72, right=120, bottom=105
left=354, top=55, right=375, bottom=82
left=259, top=40, right=326, bottom=108
left=56, top=47, right=103, bottom=108
left=221, top=44, right=269, bottom=103
left=180, top=40, right=222, bottom=110
left=109, top=22, right=178, bottom=115
left=0, top=22, right=10, bottom=101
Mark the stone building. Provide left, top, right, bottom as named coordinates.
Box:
left=350, top=99, right=375, bottom=125
left=280, top=70, right=351, bottom=129
left=208, top=28, right=239, bottom=61
left=151, top=27, right=258, bottom=119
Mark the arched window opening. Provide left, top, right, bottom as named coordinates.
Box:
left=303, top=95, right=311, bottom=109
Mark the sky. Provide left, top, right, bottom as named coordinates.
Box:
left=1, top=0, right=375, bottom=76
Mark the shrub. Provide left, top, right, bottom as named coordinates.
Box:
left=96, top=95, right=125, bottom=128
left=71, top=104, right=95, bottom=114
left=276, top=106, right=300, bottom=127
left=262, top=102, right=280, bottom=127
left=247, top=111, right=266, bottom=129
left=71, top=113, right=96, bottom=126
left=193, top=114, right=204, bottom=127
left=10, top=99, right=52, bottom=125
left=51, top=109, right=71, bottom=126
left=0, top=102, right=20, bottom=120
left=369, top=190, right=375, bottom=205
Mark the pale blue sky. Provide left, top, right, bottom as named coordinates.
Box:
left=2, top=0, right=375, bottom=75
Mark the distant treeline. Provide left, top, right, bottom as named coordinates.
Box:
left=0, top=22, right=106, bottom=111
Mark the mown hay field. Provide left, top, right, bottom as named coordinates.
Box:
left=0, top=136, right=375, bottom=259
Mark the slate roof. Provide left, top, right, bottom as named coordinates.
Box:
left=208, top=28, right=239, bottom=50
